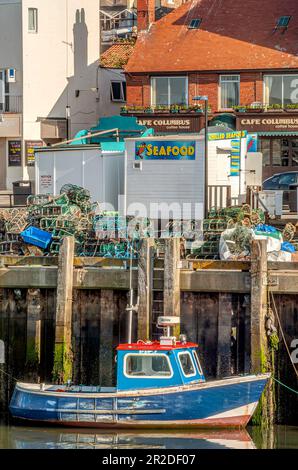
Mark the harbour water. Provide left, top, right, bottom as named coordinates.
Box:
left=0, top=418, right=297, bottom=449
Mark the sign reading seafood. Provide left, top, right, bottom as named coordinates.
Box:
left=135, top=141, right=196, bottom=160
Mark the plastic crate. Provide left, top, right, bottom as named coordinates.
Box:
left=21, top=226, right=52, bottom=249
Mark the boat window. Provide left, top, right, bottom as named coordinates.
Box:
left=193, top=350, right=204, bottom=376
left=178, top=351, right=196, bottom=377
left=125, top=354, right=173, bottom=378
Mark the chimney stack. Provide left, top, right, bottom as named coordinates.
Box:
left=137, top=0, right=155, bottom=32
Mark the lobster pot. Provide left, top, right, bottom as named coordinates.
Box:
left=35, top=145, right=124, bottom=210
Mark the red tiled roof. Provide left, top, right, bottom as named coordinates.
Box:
left=100, top=43, right=135, bottom=69
left=125, top=0, right=298, bottom=73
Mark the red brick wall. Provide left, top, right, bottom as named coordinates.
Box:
left=126, top=71, right=266, bottom=110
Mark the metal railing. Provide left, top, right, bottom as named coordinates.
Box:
left=0, top=193, right=31, bottom=208
left=2, top=95, right=22, bottom=113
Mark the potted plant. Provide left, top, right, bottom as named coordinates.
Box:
left=144, top=106, right=153, bottom=114
left=178, top=104, right=189, bottom=114
left=285, top=103, right=298, bottom=112
left=265, top=103, right=282, bottom=113
left=154, top=105, right=169, bottom=114
left=131, top=106, right=145, bottom=114
left=245, top=104, right=264, bottom=113
left=233, top=105, right=247, bottom=113
left=121, top=105, right=128, bottom=114
left=170, top=104, right=179, bottom=114
left=190, top=104, right=203, bottom=113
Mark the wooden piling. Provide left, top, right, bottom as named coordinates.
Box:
left=250, top=239, right=268, bottom=374
left=216, top=293, right=232, bottom=377
left=52, top=237, right=74, bottom=384
left=164, top=238, right=181, bottom=336
left=99, top=289, right=116, bottom=386
left=25, top=288, right=41, bottom=381
left=137, top=238, right=154, bottom=340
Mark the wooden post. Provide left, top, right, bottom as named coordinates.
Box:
left=164, top=238, right=181, bottom=336
left=250, top=239, right=268, bottom=374
left=216, top=293, right=232, bottom=378
left=52, top=237, right=74, bottom=384
left=137, top=238, right=154, bottom=340
left=25, top=288, right=41, bottom=381
left=99, top=289, right=115, bottom=386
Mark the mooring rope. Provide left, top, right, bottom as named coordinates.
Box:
left=270, top=292, right=298, bottom=379
left=272, top=377, right=298, bottom=395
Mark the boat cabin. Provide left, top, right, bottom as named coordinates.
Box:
left=116, top=316, right=205, bottom=391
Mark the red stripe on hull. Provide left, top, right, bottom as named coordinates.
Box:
left=14, top=415, right=251, bottom=430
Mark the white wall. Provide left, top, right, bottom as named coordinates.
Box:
left=98, top=68, right=126, bottom=117
left=0, top=0, right=23, bottom=188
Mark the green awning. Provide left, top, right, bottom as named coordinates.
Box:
left=255, top=131, right=298, bottom=137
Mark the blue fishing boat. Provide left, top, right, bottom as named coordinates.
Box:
left=9, top=316, right=269, bottom=429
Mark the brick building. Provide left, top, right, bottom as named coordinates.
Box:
left=124, top=0, right=298, bottom=179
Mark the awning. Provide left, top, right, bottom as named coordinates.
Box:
left=255, top=131, right=298, bottom=137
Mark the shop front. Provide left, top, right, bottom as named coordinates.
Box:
left=236, top=113, right=298, bottom=180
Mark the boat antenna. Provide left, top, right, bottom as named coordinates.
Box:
left=126, top=240, right=138, bottom=344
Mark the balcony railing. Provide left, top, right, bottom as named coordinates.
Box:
left=0, top=95, right=22, bottom=114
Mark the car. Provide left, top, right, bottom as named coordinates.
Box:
left=262, top=171, right=298, bottom=190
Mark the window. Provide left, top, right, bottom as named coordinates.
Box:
left=28, top=8, right=38, bottom=33
left=278, top=173, right=297, bottom=186
left=110, top=81, right=126, bottom=102
left=276, top=16, right=291, bottom=28
left=151, top=77, right=187, bottom=106
left=188, top=18, right=202, bottom=29
left=125, top=354, right=173, bottom=378
left=178, top=352, right=196, bottom=377
left=220, top=75, right=240, bottom=109
left=264, top=75, right=298, bottom=106
left=193, top=351, right=203, bottom=376
left=259, top=138, right=298, bottom=169
left=258, top=138, right=271, bottom=166
left=0, top=70, right=4, bottom=112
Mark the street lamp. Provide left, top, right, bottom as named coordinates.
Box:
left=193, top=95, right=209, bottom=219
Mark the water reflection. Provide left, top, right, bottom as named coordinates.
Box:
left=1, top=420, right=298, bottom=449
left=0, top=425, right=255, bottom=449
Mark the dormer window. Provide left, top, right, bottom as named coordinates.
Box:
left=276, top=16, right=291, bottom=29
left=188, top=18, right=202, bottom=29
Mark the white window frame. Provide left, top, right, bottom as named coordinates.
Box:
left=124, top=353, right=173, bottom=379
left=28, top=8, right=38, bottom=33
left=219, top=74, right=240, bottom=110
left=110, top=81, right=126, bottom=102
left=263, top=74, right=298, bottom=107
left=192, top=350, right=203, bottom=376
left=151, top=76, right=188, bottom=107
left=177, top=351, right=197, bottom=378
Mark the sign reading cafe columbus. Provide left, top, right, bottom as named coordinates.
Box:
left=237, top=114, right=298, bottom=132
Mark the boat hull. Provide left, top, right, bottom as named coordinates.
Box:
left=9, top=374, right=269, bottom=429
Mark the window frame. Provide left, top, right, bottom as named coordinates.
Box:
left=110, top=81, right=126, bottom=102
left=263, top=74, right=298, bottom=107
left=219, top=74, right=240, bottom=110
left=151, top=76, right=188, bottom=107
left=192, top=350, right=203, bottom=376
left=28, top=8, right=38, bottom=33
left=123, top=353, right=174, bottom=379
left=177, top=351, right=197, bottom=378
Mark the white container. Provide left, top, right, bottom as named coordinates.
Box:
left=35, top=145, right=124, bottom=210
